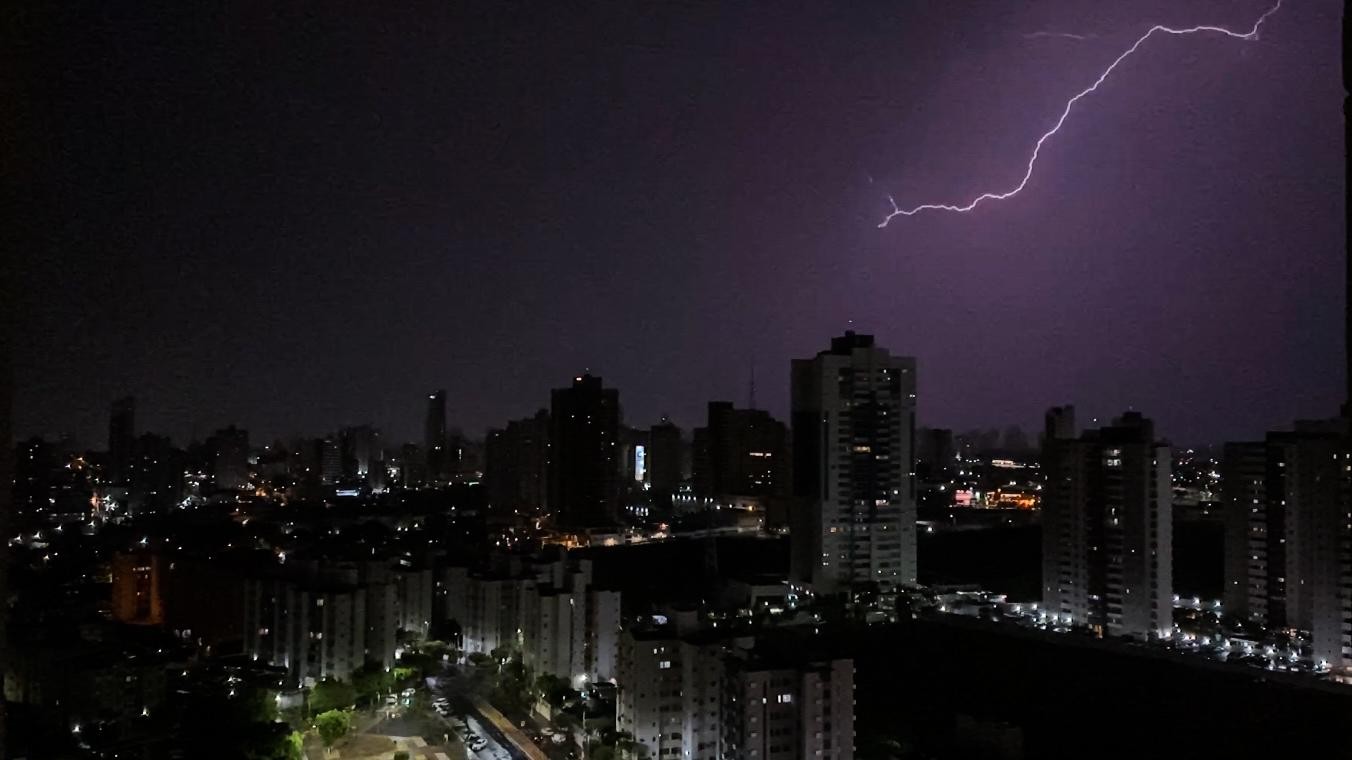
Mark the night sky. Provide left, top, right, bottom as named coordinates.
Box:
left=11, top=0, right=1344, bottom=448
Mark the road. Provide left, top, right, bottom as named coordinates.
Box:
left=421, top=677, right=511, bottom=760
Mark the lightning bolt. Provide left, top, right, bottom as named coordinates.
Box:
left=878, top=0, right=1282, bottom=227
left=1022, top=31, right=1097, bottom=41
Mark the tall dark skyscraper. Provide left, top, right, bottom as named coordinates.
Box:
left=791, top=332, right=918, bottom=598
left=647, top=416, right=684, bottom=495
left=207, top=425, right=250, bottom=492
left=486, top=410, right=550, bottom=520
left=425, top=390, right=448, bottom=484
left=127, top=433, right=185, bottom=514
left=1041, top=408, right=1172, bottom=640
left=339, top=424, right=380, bottom=481
left=548, top=374, right=621, bottom=529
left=692, top=402, right=788, bottom=501
left=399, top=442, right=426, bottom=488
left=108, top=396, right=136, bottom=485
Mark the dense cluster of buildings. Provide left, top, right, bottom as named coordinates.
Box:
left=243, top=556, right=434, bottom=684
left=441, top=553, right=622, bottom=686
left=12, top=328, right=1352, bottom=759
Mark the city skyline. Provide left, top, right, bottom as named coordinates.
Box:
left=10, top=0, right=1343, bottom=448
left=6, top=1, right=1348, bottom=758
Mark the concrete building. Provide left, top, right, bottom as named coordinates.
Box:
left=1041, top=408, right=1172, bottom=639
left=395, top=564, right=435, bottom=639
left=108, top=396, right=136, bottom=485
left=126, top=433, right=185, bottom=514
left=109, top=549, right=243, bottom=651
left=485, top=410, right=550, bottom=521
left=363, top=574, right=399, bottom=671
left=244, top=577, right=367, bottom=687
left=439, top=555, right=621, bottom=684
left=399, top=442, right=426, bottom=488
left=519, top=558, right=622, bottom=685
left=617, top=621, right=855, bottom=760
left=110, top=551, right=164, bottom=626
left=723, top=653, right=855, bottom=760
left=548, top=374, right=622, bottom=529
left=436, top=565, right=470, bottom=641
left=647, top=416, right=686, bottom=510
left=207, top=425, right=250, bottom=491
left=617, top=624, right=727, bottom=760
left=339, top=424, right=381, bottom=482
left=1222, top=419, right=1352, bottom=670
left=693, top=402, right=789, bottom=503
left=319, top=435, right=341, bottom=486
left=426, top=390, right=448, bottom=484
left=460, top=574, right=524, bottom=655
left=4, top=622, right=177, bottom=732
left=242, top=557, right=424, bottom=685
left=1221, top=440, right=1272, bottom=624
left=791, top=332, right=918, bottom=598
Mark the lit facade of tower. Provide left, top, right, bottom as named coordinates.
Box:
left=1041, top=408, right=1172, bottom=640
left=790, top=332, right=917, bottom=598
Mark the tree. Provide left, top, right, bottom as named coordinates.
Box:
left=422, top=639, right=457, bottom=662
left=398, top=650, right=435, bottom=677
left=466, top=652, right=497, bottom=694
left=491, top=658, right=532, bottom=717
left=315, top=709, right=350, bottom=748
left=352, top=663, right=394, bottom=704
left=309, top=679, right=357, bottom=715
left=177, top=681, right=291, bottom=759
left=283, top=731, right=304, bottom=760
left=534, top=674, right=573, bottom=709
left=393, top=752, right=411, bottom=760
left=241, top=728, right=305, bottom=760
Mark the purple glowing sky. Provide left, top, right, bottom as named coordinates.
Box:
left=12, top=0, right=1344, bottom=447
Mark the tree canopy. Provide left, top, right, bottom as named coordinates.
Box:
left=315, top=709, right=351, bottom=748
left=309, top=679, right=357, bottom=714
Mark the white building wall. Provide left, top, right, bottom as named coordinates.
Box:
left=396, top=567, right=434, bottom=638
left=617, top=631, right=684, bottom=758
left=590, top=590, right=621, bottom=682
left=679, top=641, right=722, bottom=760
left=365, top=581, right=398, bottom=670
